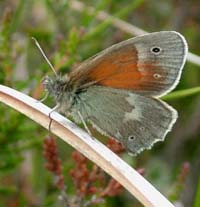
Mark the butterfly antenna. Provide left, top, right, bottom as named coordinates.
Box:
left=32, top=37, right=58, bottom=77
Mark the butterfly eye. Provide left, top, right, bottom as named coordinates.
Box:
left=150, top=46, right=162, bottom=55
left=128, top=135, right=136, bottom=141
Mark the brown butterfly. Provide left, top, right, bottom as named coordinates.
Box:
left=41, top=31, right=188, bottom=155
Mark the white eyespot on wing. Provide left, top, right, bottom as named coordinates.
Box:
left=123, top=93, right=142, bottom=123
left=150, top=46, right=162, bottom=55
left=153, top=73, right=162, bottom=79
left=128, top=135, right=136, bottom=141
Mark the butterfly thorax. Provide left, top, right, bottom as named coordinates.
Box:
left=43, top=75, right=77, bottom=112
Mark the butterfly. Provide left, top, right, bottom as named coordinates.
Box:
left=42, top=31, right=188, bottom=155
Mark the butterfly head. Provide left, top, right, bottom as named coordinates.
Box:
left=42, top=75, right=71, bottom=100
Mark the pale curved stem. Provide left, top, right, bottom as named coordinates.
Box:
left=0, top=84, right=174, bottom=207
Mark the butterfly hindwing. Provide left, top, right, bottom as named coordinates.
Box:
left=69, top=86, right=177, bottom=155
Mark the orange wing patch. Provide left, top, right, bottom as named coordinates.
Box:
left=88, top=46, right=141, bottom=87
left=87, top=46, right=166, bottom=92
left=69, top=44, right=167, bottom=95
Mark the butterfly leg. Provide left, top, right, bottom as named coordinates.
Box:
left=78, top=111, right=92, bottom=136
left=48, top=103, right=60, bottom=132
left=36, top=92, right=49, bottom=103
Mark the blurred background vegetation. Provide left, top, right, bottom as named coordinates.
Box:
left=0, top=0, right=200, bottom=207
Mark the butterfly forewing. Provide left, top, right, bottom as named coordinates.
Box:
left=69, top=31, right=187, bottom=97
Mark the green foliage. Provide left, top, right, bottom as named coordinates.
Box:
left=194, top=175, right=200, bottom=207
left=0, top=0, right=200, bottom=206
left=163, top=87, right=200, bottom=100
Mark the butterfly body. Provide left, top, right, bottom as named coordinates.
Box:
left=43, top=31, right=188, bottom=155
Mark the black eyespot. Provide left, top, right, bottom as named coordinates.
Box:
left=128, top=135, right=136, bottom=141
left=153, top=73, right=161, bottom=79
left=151, top=46, right=162, bottom=54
